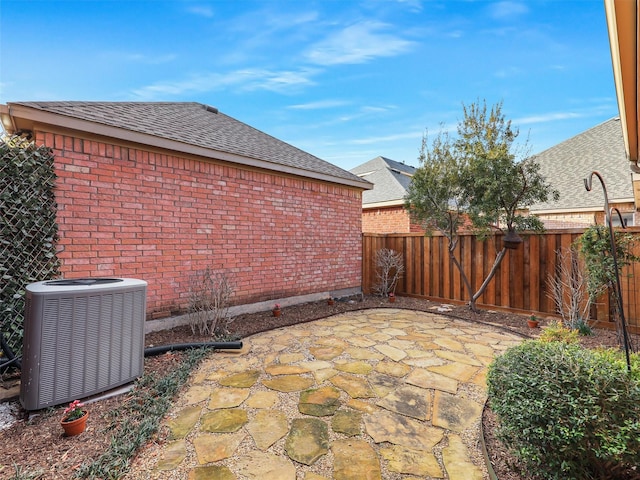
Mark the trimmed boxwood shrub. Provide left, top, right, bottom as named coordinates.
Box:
left=487, top=340, right=640, bottom=480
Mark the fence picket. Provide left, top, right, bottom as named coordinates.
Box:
left=363, top=230, right=640, bottom=333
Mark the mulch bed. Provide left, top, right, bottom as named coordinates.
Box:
left=0, top=294, right=635, bottom=479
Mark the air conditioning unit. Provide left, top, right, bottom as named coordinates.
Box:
left=21, top=278, right=147, bottom=410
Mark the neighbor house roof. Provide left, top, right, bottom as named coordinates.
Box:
left=0, top=101, right=372, bottom=190
left=529, top=117, right=634, bottom=214
left=350, top=156, right=416, bottom=207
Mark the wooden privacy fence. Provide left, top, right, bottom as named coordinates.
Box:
left=363, top=229, right=640, bottom=333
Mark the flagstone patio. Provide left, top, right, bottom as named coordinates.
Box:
left=132, top=308, right=522, bottom=479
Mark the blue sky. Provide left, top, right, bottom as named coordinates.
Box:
left=0, top=0, right=618, bottom=171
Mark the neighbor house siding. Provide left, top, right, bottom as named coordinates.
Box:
left=38, top=130, right=363, bottom=319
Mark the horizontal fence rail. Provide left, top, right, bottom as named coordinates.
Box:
left=363, top=229, right=640, bottom=334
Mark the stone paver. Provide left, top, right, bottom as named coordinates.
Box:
left=299, top=386, right=342, bottom=416
left=333, top=439, right=381, bottom=480
left=155, top=440, right=187, bottom=470
left=200, top=409, right=247, bottom=433
left=443, top=434, right=485, bottom=480
left=193, top=432, right=245, bottom=463
left=376, top=385, right=430, bottom=420
left=380, top=445, right=443, bottom=477
left=331, top=409, right=362, bottom=436
left=234, top=451, right=296, bottom=479
left=246, top=409, right=288, bottom=450
left=145, top=308, right=523, bottom=479
left=208, top=387, right=250, bottom=409
left=218, top=370, right=261, bottom=388
left=285, top=417, right=330, bottom=465
left=167, top=405, right=202, bottom=439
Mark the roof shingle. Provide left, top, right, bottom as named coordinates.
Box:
left=530, top=117, right=633, bottom=212
left=350, top=156, right=415, bottom=205
left=6, top=101, right=369, bottom=188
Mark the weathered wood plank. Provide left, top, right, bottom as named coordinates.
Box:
left=362, top=229, right=640, bottom=327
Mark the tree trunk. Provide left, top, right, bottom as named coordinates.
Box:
left=446, top=242, right=476, bottom=311
left=470, top=247, right=507, bottom=310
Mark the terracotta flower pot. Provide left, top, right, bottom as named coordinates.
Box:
left=61, top=410, right=88, bottom=436
left=273, top=309, right=281, bottom=317
left=527, top=319, right=539, bottom=328
left=328, top=298, right=335, bottom=306
left=389, top=295, right=396, bottom=303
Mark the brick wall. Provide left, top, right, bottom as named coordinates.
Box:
left=362, top=206, right=410, bottom=233
left=37, top=131, right=364, bottom=319
left=535, top=203, right=636, bottom=229
left=362, top=206, right=424, bottom=233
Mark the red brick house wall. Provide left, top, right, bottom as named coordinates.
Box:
left=362, top=206, right=410, bottom=233
left=362, top=206, right=424, bottom=234
left=37, top=130, right=364, bottom=319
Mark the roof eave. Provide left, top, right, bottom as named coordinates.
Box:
left=363, top=199, right=406, bottom=209
left=0, top=103, right=372, bottom=191
left=605, top=0, right=640, bottom=170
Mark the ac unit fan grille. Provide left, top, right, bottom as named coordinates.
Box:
left=21, top=280, right=146, bottom=410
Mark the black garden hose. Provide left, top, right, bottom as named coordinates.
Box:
left=144, top=341, right=243, bottom=357
left=0, top=333, right=21, bottom=371
left=0, top=332, right=243, bottom=369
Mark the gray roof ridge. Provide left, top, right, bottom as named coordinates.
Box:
left=532, top=116, right=621, bottom=157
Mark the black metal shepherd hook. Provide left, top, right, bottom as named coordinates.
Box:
left=584, top=171, right=632, bottom=371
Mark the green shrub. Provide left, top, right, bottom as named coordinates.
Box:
left=487, top=341, right=640, bottom=479
left=538, top=321, right=579, bottom=344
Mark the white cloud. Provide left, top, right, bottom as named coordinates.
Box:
left=186, top=5, right=214, bottom=18
left=287, top=100, right=350, bottom=110
left=350, top=130, right=423, bottom=145
left=305, top=21, right=415, bottom=66
left=361, top=105, right=394, bottom=113
left=515, top=112, right=582, bottom=125
left=265, top=10, right=319, bottom=29
left=396, top=0, right=423, bottom=13
left=487, top=2, right=529, bottom=21
left=297, top=104, right=397, bottom=128
left=97, top=50, right=177, bottom=66
left=115, top=52, right=177, bottom=65
left=130, top=68, right=320, bottom=99
left=494, top=66, right=524, bottom=78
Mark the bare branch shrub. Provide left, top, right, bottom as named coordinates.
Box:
left=546, top=246, right=592, bottom=330
left=188, top=268, right=234, bottom=336
left=373, top=248, right=405, bottom=297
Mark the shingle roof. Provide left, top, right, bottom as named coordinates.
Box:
left=350, top=156, right=415, bottom=205
left=530, top=117, right=633, bottom=212
left=5, top=101, right=370, bottom=189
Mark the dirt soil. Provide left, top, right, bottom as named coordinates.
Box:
left=0, top=295, right=635, bottom=479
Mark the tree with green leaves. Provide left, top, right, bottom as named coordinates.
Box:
left=405, top=100, right=559, bottom=311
